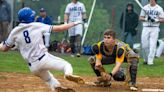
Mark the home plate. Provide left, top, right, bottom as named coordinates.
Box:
left=142, top=88, right=164, bottom=92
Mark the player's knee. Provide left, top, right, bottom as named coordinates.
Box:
left=130, top=59, right=138, bottom=70
left=30, top=67, right=40, bottom=76
left=65, top=63, right=72, bottom=69
left=64, top=63, right=73, bottom=75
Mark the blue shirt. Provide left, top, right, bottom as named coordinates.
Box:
left=36, top=16, right=52, bottom=25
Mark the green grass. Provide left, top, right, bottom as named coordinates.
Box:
left=0, top=51, right=29, bottom=73
left=0, top=51, right=164, bottom=77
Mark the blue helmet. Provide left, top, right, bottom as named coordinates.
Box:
left=18, top=7, right=35, bottom=23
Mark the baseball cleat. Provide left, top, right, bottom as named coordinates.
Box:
left=129, top=82, right=138, bottom=91
left=65, top=75, right=85, bottom=84
left=130, top=86, right=138, bottom=91
left=55, top=86, right=75, bottom=92
left=143, top=61, right=147, bottom=65
left=76, top=53, right=81, bottom=57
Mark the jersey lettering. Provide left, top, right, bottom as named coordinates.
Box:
left=69, top=6, right=82, bottom=17
left=70, top=6, right=82, bottom=12
left=146, top=10, right=159, bottom=16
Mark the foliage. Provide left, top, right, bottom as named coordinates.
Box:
left=13, top=0, right=164, bottom=43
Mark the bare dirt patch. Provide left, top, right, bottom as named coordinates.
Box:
left=0, top=72, right=164, bottom=92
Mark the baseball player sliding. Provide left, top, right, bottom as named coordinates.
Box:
left=0, top=7, right=85, bottom=92
left=139, top=0, right=164, bottom=65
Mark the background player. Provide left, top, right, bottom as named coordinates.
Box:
left=156, top=39, right=164, bottom=57
left=64, top=0, right=87, bottom=57
left=88, top=29, right=139, bottom=91
left=0, top=7, right=84, bottom=92
left=139, top=0, right=164, bottom=65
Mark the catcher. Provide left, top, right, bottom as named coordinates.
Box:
left=88, top=29, right=139, bottom=91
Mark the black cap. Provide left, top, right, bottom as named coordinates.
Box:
left=40, top=8, right=45, bottom=12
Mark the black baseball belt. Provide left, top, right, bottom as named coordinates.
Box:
left=28, top=54, right=45, bottom=66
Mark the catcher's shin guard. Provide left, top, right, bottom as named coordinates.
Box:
left=65, top=75, right=85, bottom=84
left=55, top=86, right=75, bottom=92
left=129, top=59, right=138, bottom=86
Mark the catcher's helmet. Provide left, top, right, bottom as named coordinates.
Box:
left=18, top=7, right=35, bottom=23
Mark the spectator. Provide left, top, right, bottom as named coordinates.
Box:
left=36, top=8, right=52, bottom=25
left=56, top=39, right=71, bottom=54
left=139, top=0, right=164, bottom=65
left=64, top=0, right=87, bottom=57
left=120, top=2, right=139, bottom=49
left=0, top=0, right=11, bottom=42
left=36, top=8, right=52, bottom=48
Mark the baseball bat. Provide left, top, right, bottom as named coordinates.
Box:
left=135, top=0, right=148, bottom=15
left=81, top=0, right=96, bottom=46
left=135, top=0, right=144, bottom=10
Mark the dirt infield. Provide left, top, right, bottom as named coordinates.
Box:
left=0, top=72, right=164, bottom=92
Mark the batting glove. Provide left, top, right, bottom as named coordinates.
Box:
left=151, top=18, right=159, bottom=22
left=0, top=42, right=3, bottom=48
left=64, top=21, right=67, bottom=24
left=145, top=15, right=151, bottom=21
left=84, top=23, right=88, bottom=29
left=148, top=16, right=152, bottom=21
left=154, top=18, right=159, bottom=22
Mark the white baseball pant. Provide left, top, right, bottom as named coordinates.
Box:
left=141, top=27, right=159, bottom=65
left=68, top=24, right=83, bottom=37
left=29, top=52, right=73, bottom=90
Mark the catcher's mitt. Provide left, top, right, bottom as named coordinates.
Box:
left=100, top=72, right=112, bottom=81
left=85, top=77, right=111, bottom=87
left=96, top=77, right=111, bottom=87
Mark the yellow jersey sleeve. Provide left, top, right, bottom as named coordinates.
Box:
left=95, top=42, right=102, bottom=60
